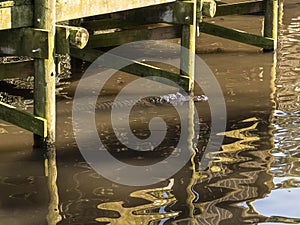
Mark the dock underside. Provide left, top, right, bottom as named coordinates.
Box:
left=0, top=0, right=278, bottom=147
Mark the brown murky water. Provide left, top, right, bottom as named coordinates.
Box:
left=1, top=1, right=300, bottom=224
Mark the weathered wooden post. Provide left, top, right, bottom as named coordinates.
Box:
left=264, top=0, right=278, bottom=51
left=34, top=0, right=56, bottom=148
left=180, top=0, right=197, bottom=93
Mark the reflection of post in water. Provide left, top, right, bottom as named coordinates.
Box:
left=44, top=148, right=62, bottom=225
left=257, top=5, right=300, bottom=222
left=271, top=0, right=300, bottom=182
left=172, top=97, right=199, bottom=225
left=174, top=54, right=278, bottom=224
left=266, top=2, right=300, bottom=222
left=185, top=98, right=198, bottom=225
left=190, top=118, right=275, bottom=224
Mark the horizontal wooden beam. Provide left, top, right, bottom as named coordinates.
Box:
left=199, top=22, right=274, bottom=50
left=56, top=0, right=177, bottom=22
left=0, top=60, right=34, bottom=79
left=0, top=1, right=14, bottom=8
left=0, top=28, right=48, bottom=58
left=0, top=0, right=217, bottom=31
left=215, top=0, right=264, bottom=17
left=82, top=1, right=216, bottom=33
left=87, top=25, right=181, bottom=48
left=0, top=4, right=33, bottom=30
left=6, top=0, right=33, bottom=6
left=82, top=19, right=152, bottom=32
left=202, top=0, right=217, bottom=18
left=0, top=25, right=89, bottom=57
left=0, top=101, right=47, bottom=137
left=118, top=2, right=195, bottom=25
left=56, top=25, right=90, bottom=54
left=0, top=1, right=179, bottom=30
left=70, top=48, right=190, bottom=90
left=82, top=1, right=194, bottom=33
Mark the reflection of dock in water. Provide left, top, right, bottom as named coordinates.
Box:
left=54, top=51, right=278, bottom=224
left=59, top=118, right=275, bottom=225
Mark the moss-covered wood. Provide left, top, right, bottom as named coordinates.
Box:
left=0, top=1, right=14, bottom=8
left=263, top=0, right=278, bottom=51
left=0, top=28, right=48, bottom=58
left=87, top=25, right=181, bottom=48
left=70, top=48, right=190, bottom=90
left=56, top=25, right=89, bottom=54
left=199, top=22, right=274, bottom=50
left=215, top=0, right=264, bottom=17
left=82, top=19, right=153, bottom=33
left=202, top=0, right=217, bottom=18
left=0, top=4, right=33, bottom=30
left=33, top=0, right=56, bottom=146
left=112, top=2, right=195, bottom=26
left=180, top=0, right=197, bottom=92
left=0, top=102, right=47, bottom=137
left=81, top=0, right=216, bottom=34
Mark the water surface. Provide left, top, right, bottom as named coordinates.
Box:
left=0, top=1, right=300, bottom=224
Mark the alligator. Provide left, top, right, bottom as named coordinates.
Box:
left=72, top=92, right=208, bottom=112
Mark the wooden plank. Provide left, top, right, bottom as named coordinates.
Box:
left=0, top=7, right=12, bottom=30
left=0, top=60, right=34, bottom=79
left=0, top=28, right=48, bottom=58
left=0, top=1, right=14, bottom=8
left=0, top=0, right=214, bottom=30
left=82, top=1, right=214, bottom=32
left=33, top=0, right=56, bottom=146
left=0, top=102, right=47, bottom=137
left=263, top=0, right=278, bottom=51
left=215, top=0, right=264, bottom=17
left=199, top=22, right=274, bottom=50
left=0, top=5, right=33, bottom=30
left=87, top=25, right=182, bottom=48
left=56, top=0, right=177, bottom=22
left=70, top=48, right=190, bottom=90
left=82, top=19, right=153, bottom=32
left=81, top=1, right=193, bottom=32
left=114, top=1, right=194, bottom=26
left=8, top=0, right=33, bottom=6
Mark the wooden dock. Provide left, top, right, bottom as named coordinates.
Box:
left=0, top=0, right=278, bottom=148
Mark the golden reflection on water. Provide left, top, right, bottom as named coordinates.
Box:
left=192, top=118, right=274, bottom=225
left=96, top=179, right=179, bottom=224
left=93, top=116, right=275, bottom=225
left=45, top=150, right=62, bottom=225
left=271, top=0, right=300, bottom=191
left=218, top=119, right=260, bottom=152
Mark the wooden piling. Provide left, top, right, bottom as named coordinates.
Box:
left=180, top=0, right=197, bottom=92
left=263, top=0, right=278, bottom=51
left=33, top=0, right=56, bottom=148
